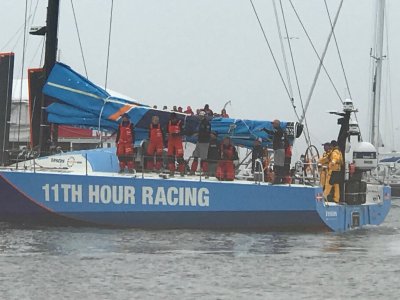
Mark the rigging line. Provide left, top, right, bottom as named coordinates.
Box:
left=367, top=2, right=380, bottom=139
left=16, top=0, right=29, bottom=169
left=27, top=0, right=41, bottom=66
left=292, top=0, right=344, bottom=124
left=0, top=2, right=39, bottom=52
left=70, top=0, right=89, bottom=79
left=288, top=0, right=343, bottom=107
left=39, top=37, right=45, bottom=66
left=104, top=0, right=114, bottom=90
left=323, top=0, right=352, bottom=99
left=0, top=22, right=26, bottom=51
left=278, top=0, right=311, bottom=147
left=384, top=9, right=394, bottom=150
left=248, top=0, right=291, bottom=100
left=323, top=0, right=363, bottom=141
left=24, top=0, right=40, bottom=54
left=28, top=38, right=44, bottom=66
left=272, top=0, right=294, bottom=98
left=271, top=0, right=312, bottom=147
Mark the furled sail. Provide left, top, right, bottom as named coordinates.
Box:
left=43, top=63, right=302, bottom=148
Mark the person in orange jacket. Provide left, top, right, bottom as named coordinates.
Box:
left=216, top=136, right=237, bottom=181
left=166, top=113, right=185, bottom=176
left=116, top=113, right=135, bottom=173
left=146, top=116, right=165, bottom=171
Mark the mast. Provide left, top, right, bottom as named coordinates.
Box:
left=370, top=0, right=385, bottom=148
left=38, top=0, right=60, bottom=154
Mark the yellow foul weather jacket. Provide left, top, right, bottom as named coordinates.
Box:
left=328, top=147, right=343, bottom=172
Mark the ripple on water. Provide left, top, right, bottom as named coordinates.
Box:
left=0, top=206, right=399, bottom=299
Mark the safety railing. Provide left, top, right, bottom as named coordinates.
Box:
left=3, top=148, right=320, bottom=187
left=253, top=158, right=265, bottom=184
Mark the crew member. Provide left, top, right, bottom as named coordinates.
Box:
left=262, top=119, right=285, bottom=184
left=191, top=111, right=211, bottom=176
left=166, top=112, right=185, bottom=175
left=216, top=136, right=237, bottom=181
left=283, top=139, right=293, bottom=183
left=324, top=140, right=343, bottom=203
left=251, top=138, right=264, bottom=174
left=146, top=116, right=165, bottom=171
left=221, top=108, right=229, bottom=118
left=318, top=142, right=332, bottom=191
left=116, top=113, right=135, bottom=173
left=203, top=104, right=214, bottom=117
left=207, top=132, right=220, bottom=177
left=184, top=106, right=194, bottom=115
left=263, top=149, right=274, bottom=183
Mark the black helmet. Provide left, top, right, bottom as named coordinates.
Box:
left=330, top=140, right=338, bottom=147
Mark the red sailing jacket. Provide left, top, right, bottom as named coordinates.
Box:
left=149, top=123, right=163, bottom=141
left=117, top=122, right=134, bottom=144
left=220, top=144, right=235, bottom=160
left=168, top=120, right=182, bottom=135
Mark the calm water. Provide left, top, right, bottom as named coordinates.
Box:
left=1, top=201, right=399, bottom=300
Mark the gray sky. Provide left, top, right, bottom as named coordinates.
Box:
left=1, top=0, right=399, bottom=154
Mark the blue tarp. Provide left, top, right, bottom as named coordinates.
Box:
left=43, top=62, right=299, bottom=148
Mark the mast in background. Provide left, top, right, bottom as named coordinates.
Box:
left=370, top=0, right=386, bottom=148
left=36, top=0, right=60, bottom=154
left=0, top=53, right=15, bottom=166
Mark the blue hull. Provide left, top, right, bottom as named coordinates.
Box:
left=0, top=170, right=391, bottom=232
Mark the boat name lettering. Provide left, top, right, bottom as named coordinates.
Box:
left=42, top=184, right=83, bottom=203
left=41, top=184, right=209, bottom=207
left=142, top=186, right=209, bottom=207
left=326, top=211, right=338, bottom=217
left=88, top=185, right=136, bottom=205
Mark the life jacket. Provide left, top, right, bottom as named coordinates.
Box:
left=221, top=144, right=235, bottom=160
left=168, top=120, right=182, bottom=135
left=118, top=122, right=134, bottom=144
left=149, top=123, right=163, bottom=141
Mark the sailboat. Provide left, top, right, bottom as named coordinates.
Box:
left=0, top=0, right=391, bottom=231
left=367, top=0, right=400, bottom=198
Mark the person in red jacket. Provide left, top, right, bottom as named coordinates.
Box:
left=220, top=108, right=229, bottom=118
left=116, top=113, right=135, bottom=173
left=216, top=136, right=237, bottom=181
left=146, top=116, right=165, bottom=171
left=184, top=106, right=194, bottom=115
left=166, top=113, right=185, bottom=176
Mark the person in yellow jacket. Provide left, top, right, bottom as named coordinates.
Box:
left=318, top=142, right=332, bottom=190
left=324, top=140, right=343, bottom=203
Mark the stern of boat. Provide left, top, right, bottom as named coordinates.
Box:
left=315, top=184, right=391, bottom=232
